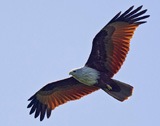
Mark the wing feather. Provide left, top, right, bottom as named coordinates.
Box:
left=85, top=6, right=149, bottom=77
left=27, top=77, right=99, bottom=121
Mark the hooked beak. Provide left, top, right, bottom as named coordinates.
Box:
left=69, top=71, right=72, bottom=75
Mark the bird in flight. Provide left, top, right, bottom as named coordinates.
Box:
left=27, top=5, right=149, bottom=121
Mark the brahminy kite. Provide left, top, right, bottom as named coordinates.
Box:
left=27, top=5, right=149, bottom=121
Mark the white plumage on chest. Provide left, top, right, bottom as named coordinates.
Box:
left=69, top=66, right=100, bottom=86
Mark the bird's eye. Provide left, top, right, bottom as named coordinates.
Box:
left=73, top=70, right=76, bottom=73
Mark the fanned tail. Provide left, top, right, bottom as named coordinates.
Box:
left=102, top=79, right=133, bottom=102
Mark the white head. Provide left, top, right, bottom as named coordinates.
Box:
left=69, top=66, right=100, bottom=86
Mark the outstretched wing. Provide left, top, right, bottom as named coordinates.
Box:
left=85, top=6, right=150, bottom=77
left=27, top=77, right=99, bottom=121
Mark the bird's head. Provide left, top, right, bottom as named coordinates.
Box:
left=69, top=68, right=79, bottom=76
left=69, top=66, right=100, bottom=86
left=69, top=67, right=85, bottom=79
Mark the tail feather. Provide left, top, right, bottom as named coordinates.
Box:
left=102, top=79, right=133, bottom=102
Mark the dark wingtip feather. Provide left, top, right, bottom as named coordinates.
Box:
left=119, top=5, right=134, bottom=18
left=40, top=105, right=47, bottom=121
left=124, top=5, right=143, bottom=18
left=108, top=11, right=121, bottom=24
left=135, top=5, right=143, bottom=12
left=27, top=102, right=33, bottom=108
left=28, top=96, right=49, bottom=121
left=132, top=15, right=150, bottom=23
left=108, top=5, right=149, bottom=25
left=28, top=95, right=35, bottom=101
left=34, top=103, right=41, bottom=118
left=128, top=9, right=147, bottom=19
left=47, top=108, right=52, bottom=118
left=27, top=98, right=36, bottom=108
left=29, top=106, right=36, bottom=115
left=136, top=21, right=147, bottom=25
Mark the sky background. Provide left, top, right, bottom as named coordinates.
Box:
left=0, top=0, right=159, bottom=126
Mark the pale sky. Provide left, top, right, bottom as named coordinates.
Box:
left=0, top=0, right=160, bottom=126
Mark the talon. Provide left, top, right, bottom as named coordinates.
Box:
left=107, top=84, right=112, bottom=90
